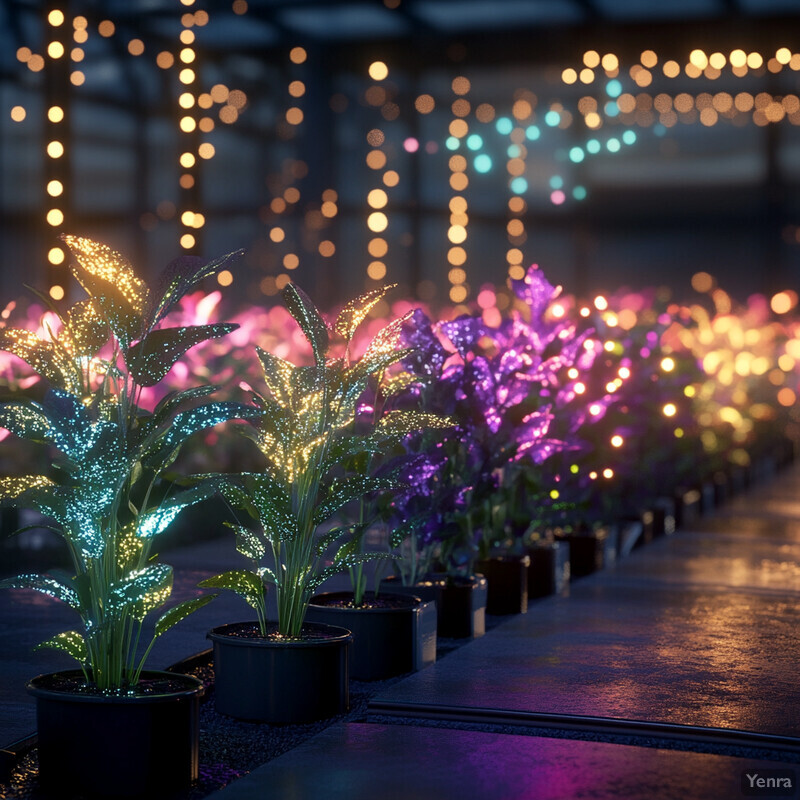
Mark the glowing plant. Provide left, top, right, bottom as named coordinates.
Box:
left=0, top=236, right=257, bottom=691
left=200, top=283, right=446, bottom=636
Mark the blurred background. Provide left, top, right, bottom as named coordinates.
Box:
left=1, top=0, right=800, bottom=310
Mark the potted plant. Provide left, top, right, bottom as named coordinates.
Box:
left=0, top=236, right=256, bottom=797
left=201, top=282, right=443, bottom=718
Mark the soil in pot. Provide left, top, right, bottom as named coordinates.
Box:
left=27, top=669, right=204, bottom=798
left=305, top=591, right=436, bottom=680
left=207, top=621, right=352, bottom=724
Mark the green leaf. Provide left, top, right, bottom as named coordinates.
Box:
left=125, top=323, right=237, bottom=387
left=34, top=631, right=88, bottom=664
left=313, top=475, right=402, bottom=527
left=0, top=572, right=81, bottom=610
left=225, top=521, right=267, bottom=561
left=314, top=522, right=368, bottom=556
left=108, top=564, right=173, bottom=620
left=281, top=282, right=329, bottom=365
left=154, top=594, right=217, bottom=638
left=199, top=570, right=265, bottom=611
left=333, top=284, right=396, bottom=343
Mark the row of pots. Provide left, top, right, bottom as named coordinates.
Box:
left=24, top=441, right=795, bottom=798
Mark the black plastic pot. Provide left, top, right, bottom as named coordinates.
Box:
left=555, top=525, right=618, bottom=578
left=474, top=554, right=530, bottom=615
left=27, top=670, right=203, bottom=798
left=437, top=575, right=487, bottom=638
left=207, top=621, right=351, bottom=724
left=305, top=591, right=436, bottom=680
left=526, top=540, right=570, bottom=599
left=379, top=575, right=487, bottom=639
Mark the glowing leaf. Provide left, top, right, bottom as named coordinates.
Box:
left=34, top=631, right=88, bottom=664
left=334, top=284, right=396, bottom=343
left=377, top=410, right=453, bottom=438
left=108, top=564, right=173, bottom=620
left=314, top=523, right=368, bottom=556
left=281, top=282, right=329, bottom=365
left=126, top=323, right=237, bottom=386
left=148, top=401, right=260, bottom=466
left=63, top=299, right=109, bottom=357
left=154, top=594, right=217, bottom=638
left=0, top=572, right=81, bottom=610
left=137, top=484, right=216, bottom=539
left=0, top=329, right=60, bottom=384
left=362, top=313, right=413, bottom=363
left=146, top=249, right=243, bottom=327
left=309, top=552, right=397, bottom=591
left=313, top=475, right=402, bottom=526
left=199, top=569, right=265, bottom=610
left=227, top=521, right=267, bottom=561
left=63, top=236, right=148, bottom=314
left=0, top=401, right=50, bottom=441
left=255, top=347, right=294, bottom=407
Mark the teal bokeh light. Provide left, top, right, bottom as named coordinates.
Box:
left=474, top=153, right=492, bottom=173
left=586, top=139, right=601, bottom=154
left=496, top=117, right=513, bottom=135
left=446, top=136, right=460, bottom=151
left=510, top=176, right=528, bottom=194
left=607, top=138, right=621, bottom=153
left=622, top=130, right=637, bottom=145
left=526, top=125, right=540, bottom=140
left=573, top=185, right=587, bottom=201
left=606, top=79, right=622, bottom=98
left=545, top=110, right=561, bottom=127
left=569, top=146, right=585, bottom=163
left=467, top=134, right=483, bottom=151
left=549, top=175, right=564, bottom=190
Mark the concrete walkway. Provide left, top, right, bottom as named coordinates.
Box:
left=2, top=460, right=800, bottom=798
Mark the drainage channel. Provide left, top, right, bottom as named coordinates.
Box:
left=366, top=701, right=800, bottom=758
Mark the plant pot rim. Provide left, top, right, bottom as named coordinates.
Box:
left=208, top=620, right=353, bottom=648
left=26, top=669, right=204, bottom=705
left=309, top=590, right=423, bottom=613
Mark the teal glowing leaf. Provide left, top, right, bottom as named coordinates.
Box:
left=34, top=631, right=88, bottom=664
left=108, top=564, right=173, bottom=620
left=255, top=347, right=294, bottom=407
left=0, top=329, right=60, bottom=384
left=146, top=250, right=243, bottom=328
left=226, top=521, right=266, bottom=561
left=199, top=569, right=264, bottom=611
left=0, top=572, right=81, bottom=610
left=126, top=323, right=237, bottom=387
left=154, top=594, right=217, bottom=638
left=334, top=284, right=396, bottom=343
left=281, top=282, right=329, bottom=365
left=313, top=475, right=402, bottom=526
left=137, top=484, right=216, bottom=540
left=236, top=473, right=296, bottom=541
left=314, top=523, right=368, bottom=556
left=148, top=401, right=260, bottom=466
